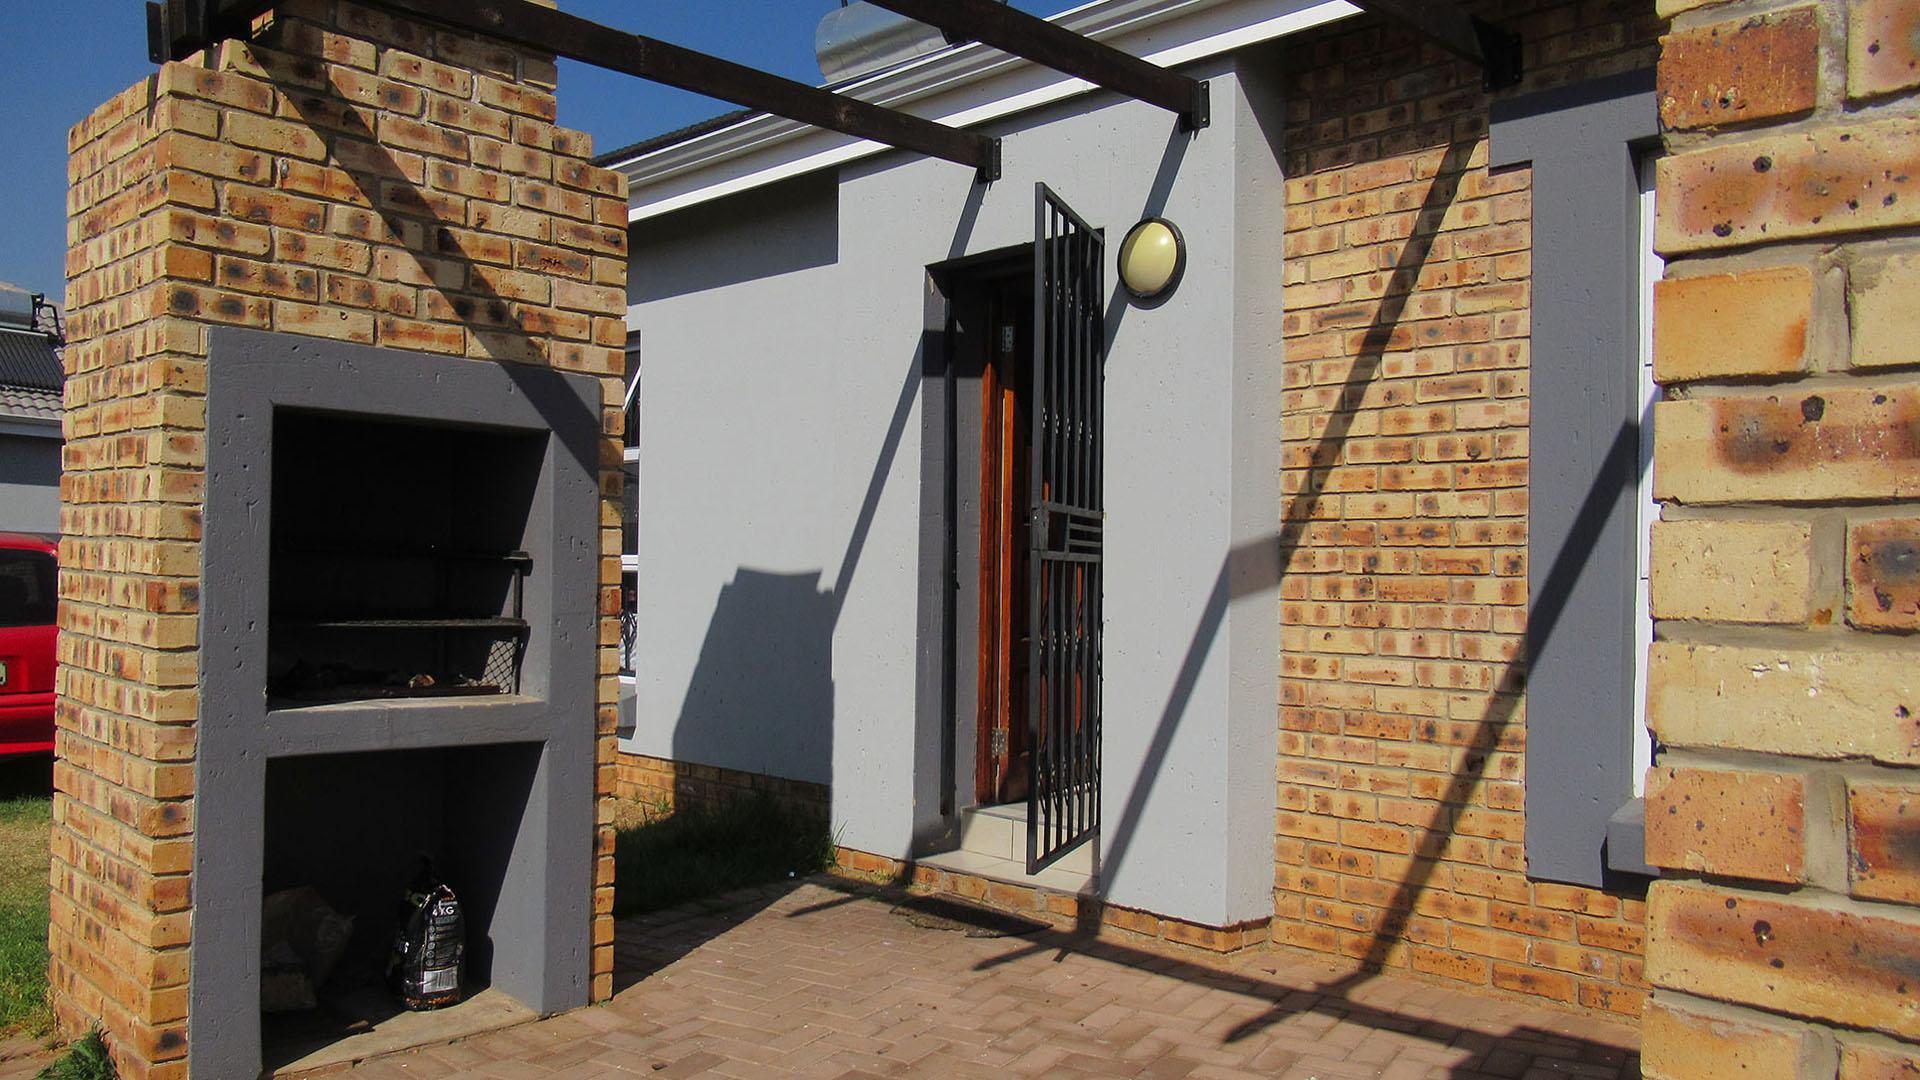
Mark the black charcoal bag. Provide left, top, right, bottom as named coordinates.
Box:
left=388, top=859, right=464, bottom=1010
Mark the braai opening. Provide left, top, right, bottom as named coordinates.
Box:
left=260, top=743, right=542, bottom=1070
left=268, top=410, right=544, bottom=706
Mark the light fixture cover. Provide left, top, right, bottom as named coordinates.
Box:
left=1117, top=218, right=1184, bottom=299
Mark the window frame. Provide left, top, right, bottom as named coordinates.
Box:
left=1488, top=69, right=1660, bottom=888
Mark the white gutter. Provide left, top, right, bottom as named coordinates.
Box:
left=612, top=0, right=1359, bottom=223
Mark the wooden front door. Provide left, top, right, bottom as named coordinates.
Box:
left=977, top=275, right=1031, bottom=805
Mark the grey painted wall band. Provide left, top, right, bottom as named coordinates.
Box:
left=1489, top=69, right=1657, bottom=889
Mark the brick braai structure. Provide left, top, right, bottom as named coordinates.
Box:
left=58, top=2, right=627, bottom=1075
left=1638, top=0, right=1920, bottom=1075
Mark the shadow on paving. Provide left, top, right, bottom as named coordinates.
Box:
left=603, top=876, right=1638, bottom=1079
left=610, top=880, right=805, bottom=994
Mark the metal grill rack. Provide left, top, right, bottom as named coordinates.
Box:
left=269, top=548, right=532, bottom=704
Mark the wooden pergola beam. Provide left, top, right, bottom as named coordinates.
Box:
left=864, top=0, right=1210, bottom=130
left=147, top=0, right=1004, bottom=180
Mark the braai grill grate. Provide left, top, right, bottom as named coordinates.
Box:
left=269, top=548, right=532, bottom=705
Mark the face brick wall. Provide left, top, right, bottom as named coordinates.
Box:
left=614, top=751, right=830, bottom=821
left=1276, top=0, right=1659, bottom=1016
left=1640, top=0, right=1920, bottom=1073
left=59, top=3, right=626, bottom=1075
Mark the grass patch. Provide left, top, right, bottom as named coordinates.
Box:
left=612, top=793, right=834, bottom=917
left=0, top=756, right=53, bottom=1040
left=33, top=1030, right=114, bottom=1080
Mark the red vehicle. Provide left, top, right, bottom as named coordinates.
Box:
left=0, top=533, right=57, bottom=758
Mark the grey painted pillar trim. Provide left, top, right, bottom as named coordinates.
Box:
left=1488, top=69, right=1656, bottom=889
left=912, top=269, right=959, bottom=850
left=192, top=329, right=602, bottom=1077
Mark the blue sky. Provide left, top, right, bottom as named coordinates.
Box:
left=0, top=1, right=1075, bottom=298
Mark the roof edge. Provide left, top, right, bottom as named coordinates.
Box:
left=609, top=0, right=1358, bottom=222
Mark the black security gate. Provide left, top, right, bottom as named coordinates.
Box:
left=1026, top=184, right=1104, bottom=874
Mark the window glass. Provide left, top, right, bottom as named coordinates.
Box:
left=0, top=549, right=55, bottom=628
left=622, top=334, right=641, bottom=451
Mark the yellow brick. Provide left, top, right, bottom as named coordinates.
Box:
left=1653, top=387, right=1920, bottom=504
left=1850, top=250, right=1920, bottom=369
left=222, top=110, right=326, bottom=161
left=1645, top=767, right=1806, bottom=883
left=1649, top=642, right=1920, bottom=763
left=1653, top=267, right=1811, bottom=382
left=1650, top=519, right=1813, bottom=624
left=1642, top=997, right=1813, bottom=1080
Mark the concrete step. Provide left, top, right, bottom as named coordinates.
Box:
left=956, top=802, right=1095, bottom=876
left=917, top=845, right=1096, bottom=897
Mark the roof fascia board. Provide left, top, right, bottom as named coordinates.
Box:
left=0, top=415, right=60, bottom=438
left=619, top=0, right=1358, bottom=223
left=610, top=0, right=1206, bottom=178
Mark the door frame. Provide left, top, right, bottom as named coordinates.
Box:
left=915, top=244, right=1034, bottom=847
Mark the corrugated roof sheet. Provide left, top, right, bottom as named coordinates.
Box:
left=0, top=329, right=62, bottom=391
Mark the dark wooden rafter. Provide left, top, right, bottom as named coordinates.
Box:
left=1346, top=0, right=1522, bottom=89
left=864, top=0, right=1210, bottom=130
left=147, top=0, right=1003, bottom=180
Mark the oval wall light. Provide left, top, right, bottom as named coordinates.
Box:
left=1117, top=217, right=1185, bottom=300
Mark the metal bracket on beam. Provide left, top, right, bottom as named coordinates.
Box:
left=1347, top=0, right=1523, bottom=90
left=1471, top=18, right=1523, bottom=91
left=864, top=0, right=1210, bottom=130
left=147, top=0, right=274, bottom=63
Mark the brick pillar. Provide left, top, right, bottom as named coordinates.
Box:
left=58, top=4, right=626, bottom=1075
left=1642, top=0, right=1920, bottom=1076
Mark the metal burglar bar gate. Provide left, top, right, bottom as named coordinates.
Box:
left=1026, top=183, right=1104, bottom=874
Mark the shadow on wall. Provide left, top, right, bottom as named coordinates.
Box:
left=1070, top=126, right=1645, bottom=1045
left=659, top=355, right=926, bottom=807
left=673, top=569, right=835, bottom=785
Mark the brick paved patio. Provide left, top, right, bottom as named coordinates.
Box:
left=314, top=879, right=1639, bottom=1080
left=0, top=878, right=1644, bottom=1079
